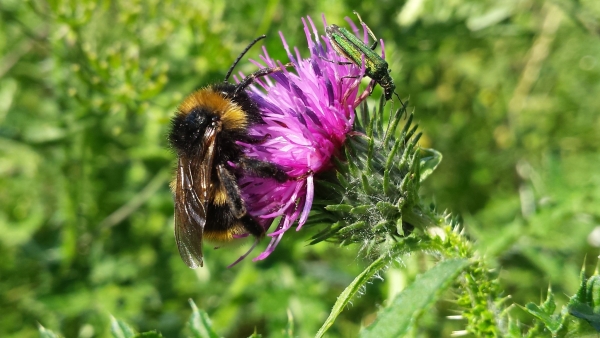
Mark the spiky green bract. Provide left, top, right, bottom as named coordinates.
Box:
left=308, top=96, right=442, bottom=256
left=567, top=266, right=600, bottom=332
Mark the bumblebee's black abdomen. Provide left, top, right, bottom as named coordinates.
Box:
left=203, top=203, right=265, bottom=241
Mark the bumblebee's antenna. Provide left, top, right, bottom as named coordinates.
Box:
left=224, top=35, right=267, bottom=82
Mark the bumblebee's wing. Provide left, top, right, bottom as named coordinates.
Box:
left=174, top=126, right=218, bottom=268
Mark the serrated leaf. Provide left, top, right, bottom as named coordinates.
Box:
left=38, top=324, right=61, bottom=338
left=419, top=148, right=442, bottom=182
left=524, top=303, right=563, bottom=334
left=570, top=267, right=589, bottom=306
left=541, top=289, right=557, bottom=314
left=523, top=293, right=563, bottom=335
left=110, top=316, right=136, bottom=338
left=315, top=255, right=388, bottom=338
left=188, top=299, right=220, bottom=338
left=360, top=259, right=469, bottom=338
left=507, top=318, right=522, bottom=337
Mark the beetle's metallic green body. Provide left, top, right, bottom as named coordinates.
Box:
left=325, top=24, right=395, bottom=101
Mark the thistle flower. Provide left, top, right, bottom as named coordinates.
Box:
left=232, top=15, right=382, bottom=262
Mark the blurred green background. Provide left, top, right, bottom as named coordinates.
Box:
left=1, top=0, right=599, bottom=337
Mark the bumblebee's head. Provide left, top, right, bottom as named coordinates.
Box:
left=169, top=106, right=216, bottom=155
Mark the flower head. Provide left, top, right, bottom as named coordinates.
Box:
left=232, top=15, right=386, bottom=263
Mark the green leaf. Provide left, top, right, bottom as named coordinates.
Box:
left=361, top=173, right=375, bottom=195
left=188, top=299, right=221, bottom=338
left=568, top=269, right=600, bottom=332
left=375, top=201, right=399, bottom=218
left=419, top=148, right=442, bottom=182
left=38, top=324, right=61, bottom=338
left=569, top=303, right=600, bottom=331
left=309, top=221, right=343, bottom=244
left=350, top=205, right=371, bottom=215
left=524, top=303, right=563, bottom=334
left=360, top=259, right=469, bottom=338
left=325, top=204, right=354, bottom=213
left=522, top=291, right=563, bottom=334
left=315, top=255, right=388, bottom=338
left=588, top=275, right=600, bottom=308
left=110, top=316, right=136, bottom=338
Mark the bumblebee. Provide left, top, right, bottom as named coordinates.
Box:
left=168, top=36, right=290, bottom=268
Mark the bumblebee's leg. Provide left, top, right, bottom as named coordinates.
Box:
left=226, top=216, right=265, bottom=268
left=235, top=62, right=295, bottom=94
left=238, top=157, right=288, bottom=182
left=239, top=133, right=272, bottom=145
left=239, top=214, right=266, bottom=238
left=217, top=165, right=246, bottom=218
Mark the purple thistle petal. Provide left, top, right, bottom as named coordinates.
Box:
left=253, top=232, right=284, bottom=261
left=228, top=15, right=387, bottom=264
left=344, top=16, right=361, bottom=36
left=296, top=174, right=314, bottom=229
